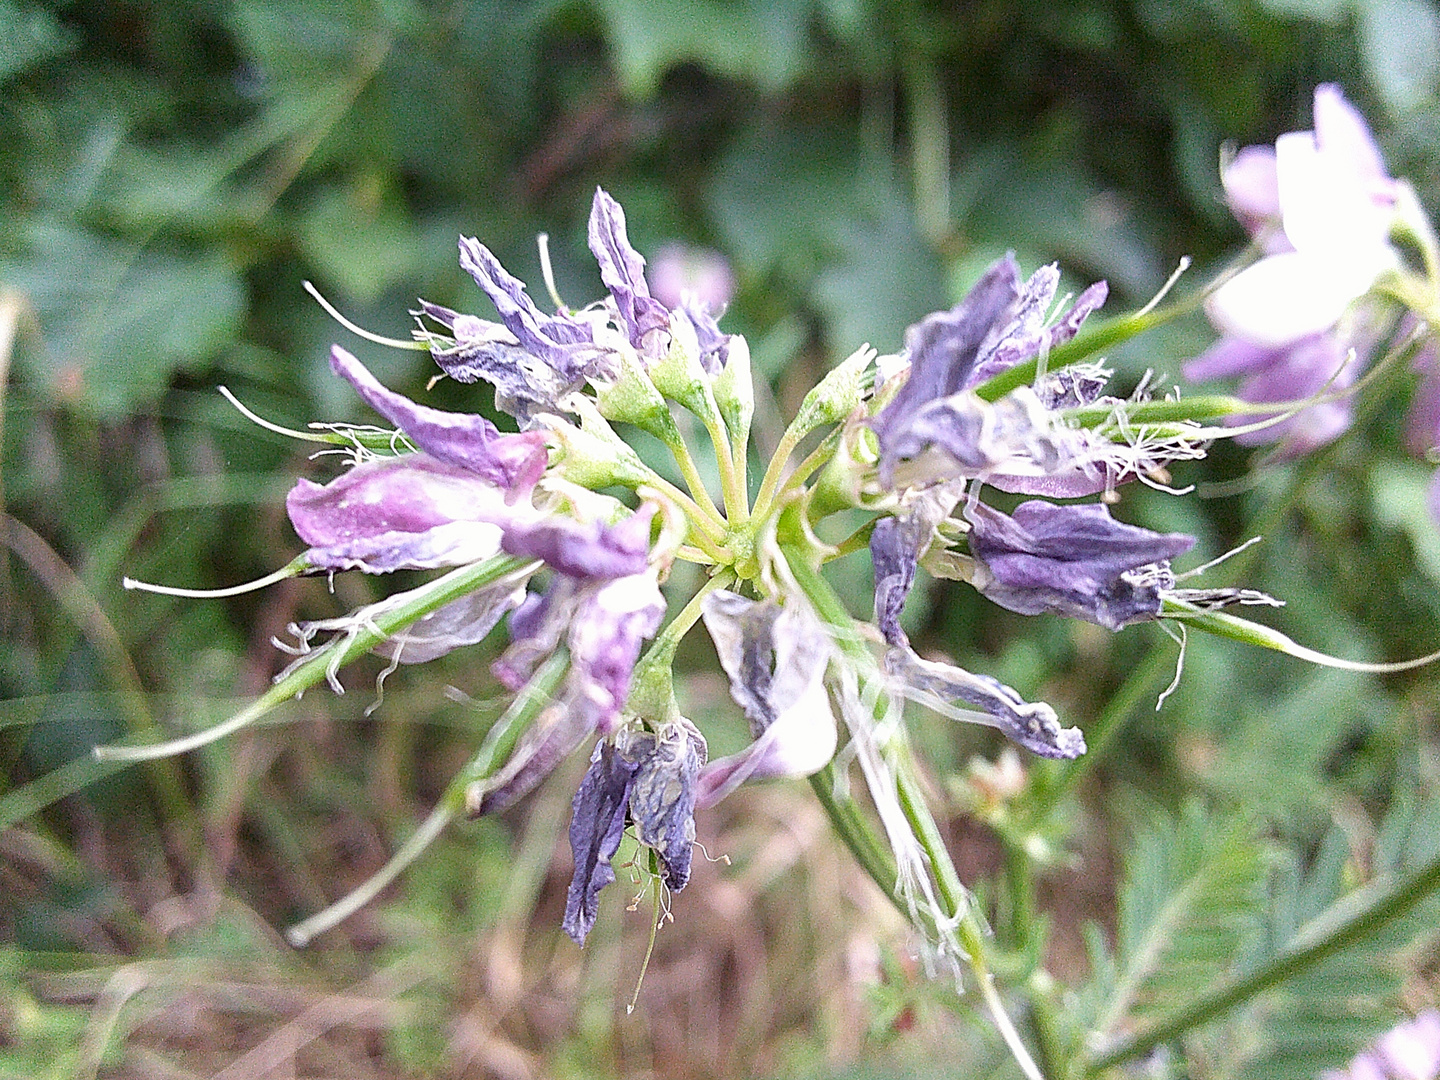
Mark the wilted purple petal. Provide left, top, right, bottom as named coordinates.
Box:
left=491, top=577, right=578, bottom=691
left=966, top=500, right=1194, bottom=631
left=588, top=188, right=671, bottom=352
left=1405, top=334, right=1440, bottom=458
left=457, top=236, right=595, bottom=382
left=501, top=504, right=655, bottom=581
left=871, top=517, right=919, bottom=649
left=885, top=385, right=1099, bottom=493
left=563, top=739, right=642, bottom=945
left=967, top=272, right=1108, bottom=388
left=329, top=346, right=547, bottom=497
left=888, top=647, right=1085, bottom=759
left=873, top=255, right=1021, bottom=459
left=473, top=698, right=594, bottom=816
left=375, top=575, right=529, bottom=664
left=627, top=722, right=706, bottom=891
left=1035, top=364, right=1113, bottom=410
left=697, top=591, right=838, bottom=807
left=567, top=570, right=667, bottom=736
left=286, top=454, right=510, bottom=573
left=680, top=296, right=733, bottom=375
left=418, top=302, right=576, bottom=421
left=870, top=483, right=967, bottom=647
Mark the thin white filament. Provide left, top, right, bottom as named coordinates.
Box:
left=286, top=800, right=456, bottom=947
left=302, top=280, right=430, bottom=350
left=1135, top=255, right=1192, bottom=319
left=219, top=386, right=333, bottom=443
left=123, top=558, right=306, bottom=598
left=1174, top=536, right=1264, bottom=581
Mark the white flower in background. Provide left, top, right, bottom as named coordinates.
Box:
left=1206, top=84, right=1400, bottom=348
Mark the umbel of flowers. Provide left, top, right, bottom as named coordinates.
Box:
left=112, top=87, right=1440, bottom=1080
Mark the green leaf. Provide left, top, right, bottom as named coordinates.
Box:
left=1085, top=806, right=1267, bottom=1041
left=1086, top=787, right=1440, bottom=1077
left=3, top=222, right=245, bottom=416
left=295, top=183, right=420, bottom=304
left=594, top=0, right=813, bottom=98
left=0, top=0, right=75, bottom=83
left=1371, top=460, right=1440, bottom=585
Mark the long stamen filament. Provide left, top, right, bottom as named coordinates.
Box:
left=124, top=556, right=310, bottom=598
left=303, top=280, right=431, bottom=351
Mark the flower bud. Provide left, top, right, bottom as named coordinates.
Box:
left=789, top=345, right=875, bottom=440
left=593, top=344, right=680, bottom=442
left=648, top=308, right=715, bottom=418
left=544, top=398, right=651, bottom=490
left=711, top=332, right=754, bottom=450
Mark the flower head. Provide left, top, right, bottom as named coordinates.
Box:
left=872, top=254, right=1114, bottom=497
left=1188, top=85, right=1401, bottom=457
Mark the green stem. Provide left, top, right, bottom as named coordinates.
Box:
left=1084, top=843, right=1440, bottom=1074
left=285, top=649, right=568, bottom=947
left=698, top=408, right=747, bottom=524
left=784, top=544, right=1046, bottom=1080
left=94, top=555, right=538, bottom=762
left=645, top=452, right=729, bottom=542
left=974, top=302, right=1195, bottom=404
left=752, top=426, right=809, bottom=517
left=779, top=429, right=843, bottom=506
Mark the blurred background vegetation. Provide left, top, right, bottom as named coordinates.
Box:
left=2, top=1, right=1440, bottom=1077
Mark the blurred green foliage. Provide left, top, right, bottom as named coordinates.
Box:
left=2, top=1, right=1440, bottom=1078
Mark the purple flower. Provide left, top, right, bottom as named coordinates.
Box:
left=587, top=188, right=672, bottom=354
left=421, top=188, right=706, bottom=421
left=415, top=300, right=578, bottom=422
left=455, top=236, right=595, bottom=382
left=965, top=499, right=1195, bottom=631
left=562, top=721, right=706, bottom=945
left=287, top=454, right=515, bottom=574
left=868, top=494, right=1086, bottom=760
left=1189, top=85, right=1400, bottom=458
left=1405, top=333, right=1440, bottom=528
left=474, top=566, right=667, bottom=818
left=1183, top=331, right=1362, bottom=456
left=329, top=345, right=547, bottom=496
left=1324, top=1010, right=1440, bottom=1080
left=695, top=591, right=838, bottom=808
left=872, top=254, right=1111, bottom=496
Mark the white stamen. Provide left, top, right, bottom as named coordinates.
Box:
left=219, top=386, right=333, bottom=444
left=303, top=280, right=430, bottom=350
left=1135, top=255, right=1192, bottom=318
left=123, top=557, right=307, bottom=598
left=1174, top=536, right=1264, bottom=580
left=537, top=233, right=568, bottom=311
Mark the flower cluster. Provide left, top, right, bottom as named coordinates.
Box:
left=114, top=86, right=1440, bottom=1080
left=1185, top=85, right=1438, bottom=478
